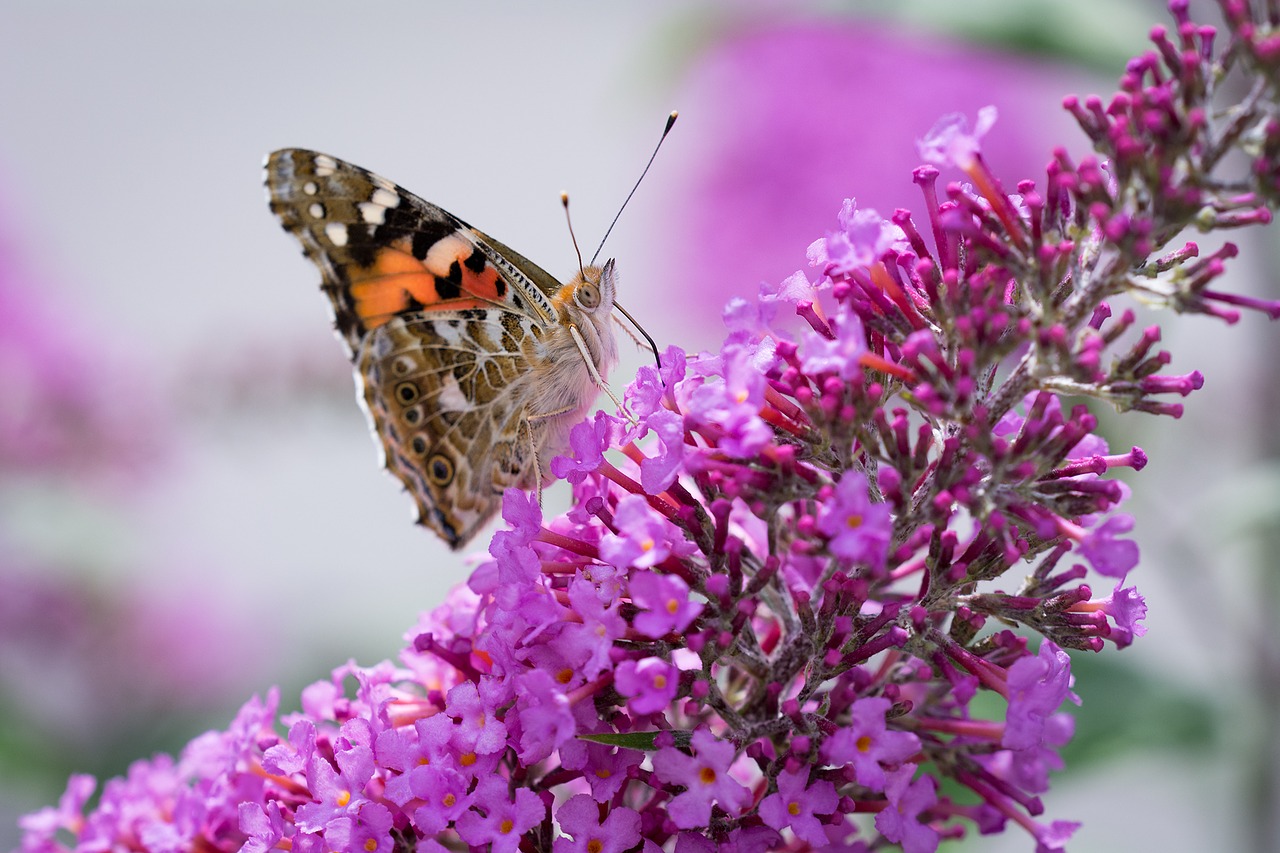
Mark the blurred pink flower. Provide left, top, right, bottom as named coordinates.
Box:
left=0, top=207, right=165, bottom=481
left=0, top=554, right=259, bottom=744
left=669, top=23, right=1088, bottom=326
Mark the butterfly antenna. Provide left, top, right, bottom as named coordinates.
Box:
left=613, top=301, right=663, bottom=375
left=565, top=190, right=662, bottom=374
left=590, top=110, right=678, bottom=266
left=561, top=191, right=586, bottom=279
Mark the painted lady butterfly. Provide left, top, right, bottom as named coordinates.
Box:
left=264, top=149, right=618, bottom=550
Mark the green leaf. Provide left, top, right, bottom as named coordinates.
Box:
left=1063, top=654, right=1216, bottom=766
left=577, top=730, right=693, bottom=751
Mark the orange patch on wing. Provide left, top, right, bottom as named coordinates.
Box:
left=348, top=246, right=440, bottom=327
left=347, top=242, right=493, bottom=328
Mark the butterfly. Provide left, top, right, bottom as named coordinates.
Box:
left=264, top=149, right=619, bottom=550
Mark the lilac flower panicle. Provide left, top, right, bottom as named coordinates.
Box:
left=17, top=2, right=1280, bottom=851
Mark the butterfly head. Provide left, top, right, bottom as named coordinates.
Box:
left=565, top=258, right=617, bottom=317
left=555, top=259, right=620, bottom=377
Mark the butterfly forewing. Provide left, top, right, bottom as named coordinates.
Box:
left=267, top=150, right=548, bottom=349
left=264, top=148, right=609, bottom=550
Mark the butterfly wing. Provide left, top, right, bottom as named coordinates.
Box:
left=265, top=148, right=561, bottom=548
left=359, top=306, right=545, bottom=547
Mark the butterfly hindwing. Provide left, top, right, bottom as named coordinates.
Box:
left=360, top=307, right=541, bottom=547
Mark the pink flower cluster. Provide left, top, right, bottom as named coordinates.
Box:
left=17, top=1, right=1280, bottom=851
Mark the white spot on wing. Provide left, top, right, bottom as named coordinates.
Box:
left=302, top=181, right=318, bottom=196
left=325, top=222, right=348, bottom=246
left=358, top=202, right=386, bottom=225
left=435, top=320, right=463, bottom=346
left=370, top=187, right=399, bottom=208
left=308, top=202, right=325, bottom=218
left=438, top=374, right=469, bottom=412
left=313, top=154, right=337, bottom=177
left=424, top=234, right=473, bottom=278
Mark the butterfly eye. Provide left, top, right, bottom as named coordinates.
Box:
left=575, top=282, right=601, bottom=310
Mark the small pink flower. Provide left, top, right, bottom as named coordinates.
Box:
left=630, top=572, right=702, bottom=638
left=615, top=657, right=680, bottom=715
left=821, top=697, right=920, bottom=790
left=651, top=729, right=752, bottom=829
left=552, top=795, right=641, bottom=853
left=1004, top=641, right=1078, bottom=751
left=816, top=472, right=893, bottom=569
left=918, top=105, right=998, bottom=169
left=757, top=767, right=839, bottom=845
left=875, top=765, right=940, bottom=853
left=454, top=777, right=545, bottom=853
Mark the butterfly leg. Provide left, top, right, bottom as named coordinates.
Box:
left=567, top=323, right=636, bottom=426
left=524, top=402, right=589, bottom=507
left=517, top=415, right=545, bottom=508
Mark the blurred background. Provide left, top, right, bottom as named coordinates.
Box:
left=2, top=1, right=1277, bottom=850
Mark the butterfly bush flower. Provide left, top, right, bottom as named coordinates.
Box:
left=756, top=766, right=838, bottom=845
left=19, top=3, right=1280, bottom=851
